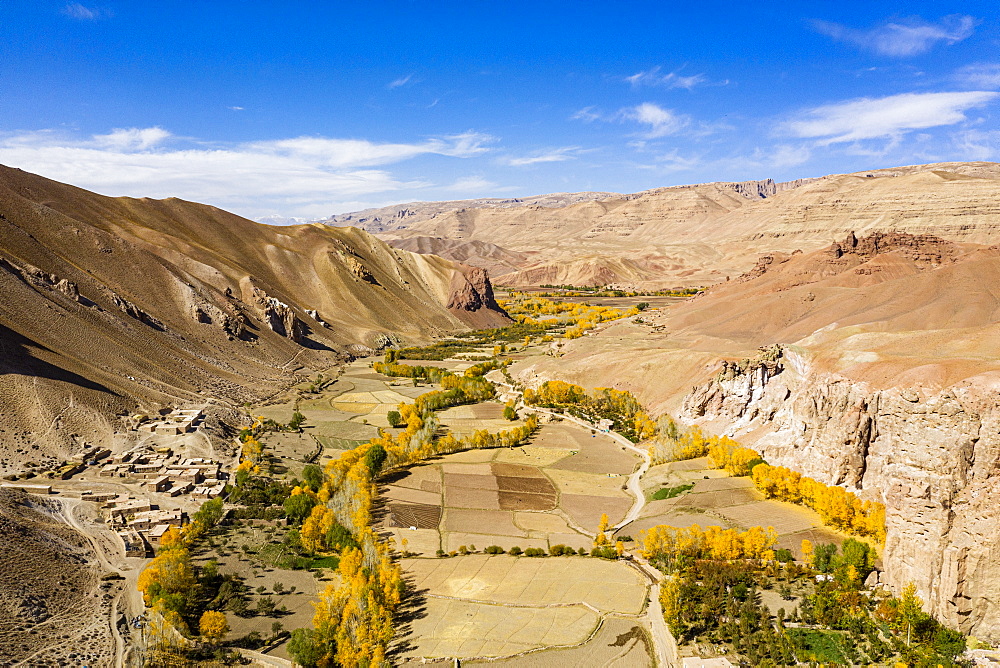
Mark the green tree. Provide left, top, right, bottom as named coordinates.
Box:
left=386, top=410, right=403, bottom=428
left=283, top=493, right=317, bottom=525
left=302, top=464, right=323, bottom=492
left=288, top=628, right=324, bottom=668
left=364, top=443, right=387, bottom=476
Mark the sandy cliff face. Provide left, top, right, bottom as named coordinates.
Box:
left=684, top=351, right=1000, bottom=640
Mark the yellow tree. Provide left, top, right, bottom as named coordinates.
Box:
left=660, top=575, right=682, bottom=634
left=801, top=539, right=814, bottom=567
left=199, top=610, right=229, bottom=642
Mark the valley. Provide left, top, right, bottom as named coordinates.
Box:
left=3, top=163, right=1000, bottom=666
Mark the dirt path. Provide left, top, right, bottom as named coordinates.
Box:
left=499, top=386, right=675, bottom=666
left=55, top=497, right=144, bottom=668
left=520, top=405, right=651, bottom=530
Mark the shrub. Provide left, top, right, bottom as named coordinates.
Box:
left=485, top=545, right=505, bottom=554
left=524, top=548, right=546, bottom=557
left=436, top=549, right=446, bottom=557
left=775, top=548, right=795, bottom=563
left=386, top=410, right=403, bottom=428
left=509, top=546, right=523, bottom=556
left=549, top=544, right=571, bottom=556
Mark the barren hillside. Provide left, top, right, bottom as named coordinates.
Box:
left=0, top=165, right=508, bottom=472
left=361, top=162, right=1000, bottom=288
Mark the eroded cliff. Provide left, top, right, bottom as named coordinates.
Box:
left=684, top=349, right=1000, bottom=639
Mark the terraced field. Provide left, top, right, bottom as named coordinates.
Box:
left=381, top=419, right=639, bottom=554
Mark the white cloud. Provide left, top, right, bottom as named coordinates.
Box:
left=785, top=91, right=998, bottom=144
left=956, top=63, right=1000, bottom=89
left=228, top=105, right=245, bottom=111
left=504, top=147, right=580, bottom=166
left=620, top=103, right=689, bottom=138
left=62, top=3, right=102, bottom=20
left=93, top=127, right=171, bottom=150
left=571, top=107, right=601, bottom=123
left=388, top=74, right=414, bottom=89
left=573, top=102, right=693, bottom=139
left=813, top=15, right=976, bottom=57
left=0, top=127, right=495, bottom=217
left=953, top=129, right=1000, bottom=160
left=445, top=176, right=500, bottom=192
left=625, top=67, right=705, bottom=90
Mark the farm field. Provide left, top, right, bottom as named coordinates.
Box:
left=620, top=457, right=844, bottom=558
left=394, top=555, right=652, bottom=662
left=380, top=418, right=640, bottom=554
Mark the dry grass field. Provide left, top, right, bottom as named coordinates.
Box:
left=395, top=555, right=651, bottom=662
left=463, top=616, right=654, bottom=667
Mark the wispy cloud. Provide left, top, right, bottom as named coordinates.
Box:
left=228, top=105, right=245, bottom=111
left=62, top=3, right=106, bottom=20
left=503, top=147, right=581, bottom=166
left=574, top=103, right=690, bottom=139
left=813, top=15, right=976, bottom=57
left=445, top=176, right=502, bottom=192
left=0, top=128, right=496, bottom=217
left=625, top=67, right=705, bottom=90
left=956, top=63, right=1000, bottom=89
left=388, top=74, right=414, bottom=89
left=571, top=107, right=602, bottom=123
left=785, top=91, right=998, bottom=144
left=953, top=129, right=1000, bottom=161
left=620, top=103, right=690, bottom=138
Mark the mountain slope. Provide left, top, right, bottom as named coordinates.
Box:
left=361, top=162, right=1000, bottom=287
left=0, top=165, right=508, bottom=472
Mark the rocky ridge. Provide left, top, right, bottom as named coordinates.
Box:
left=683, top=347, right=1000, bottom=640
left=364, top=162, right=1000, bottom=288
left=0, top=164, right=509, bottom=472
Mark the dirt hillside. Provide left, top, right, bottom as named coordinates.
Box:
left=0, top=165, right=508, bottom=472
left=368, top=162, right=1000, bottom=288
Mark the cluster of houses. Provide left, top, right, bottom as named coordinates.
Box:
left=96, top=445, right=226, bottom=501
left=137, top=408, right=203, bottom=436
left=78, top=490, right=189, bottom=556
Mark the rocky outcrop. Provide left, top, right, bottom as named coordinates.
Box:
left=829, top=231, right=959, bottom=265
left=239, top=277, right=305, bottom=343
left=0, top=257, right=86, bottom=304
left=682, top=349, right=1000, bottom=640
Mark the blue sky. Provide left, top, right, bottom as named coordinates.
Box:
left=1, top=2, right=999, bottom=219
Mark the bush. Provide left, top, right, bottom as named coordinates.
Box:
left=549, top=544, right=571, bottom=556
left=436, top=549, right=446, bottom=557
left=386, top=410, right=403, bottom=428
left=775, top=548, right=795, bottom=563
left=524, top=548, right=546, bottom=557
left=484, top=545, right=505, bottom=554
left=509, top=546, right=523, bottom=556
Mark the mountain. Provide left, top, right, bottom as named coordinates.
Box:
left=346, top=162, right=1000, bottom=288
left=0, top=165, right=508, bottom=473
left=318, top=191, right=622, bottom=234
left=513, top=230, right=1000, bottom=638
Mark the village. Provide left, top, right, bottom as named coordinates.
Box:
left=2, top=407, right=230, bottom=557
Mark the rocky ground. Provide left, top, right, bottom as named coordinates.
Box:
left=0, top=489, right=125, bottom=666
